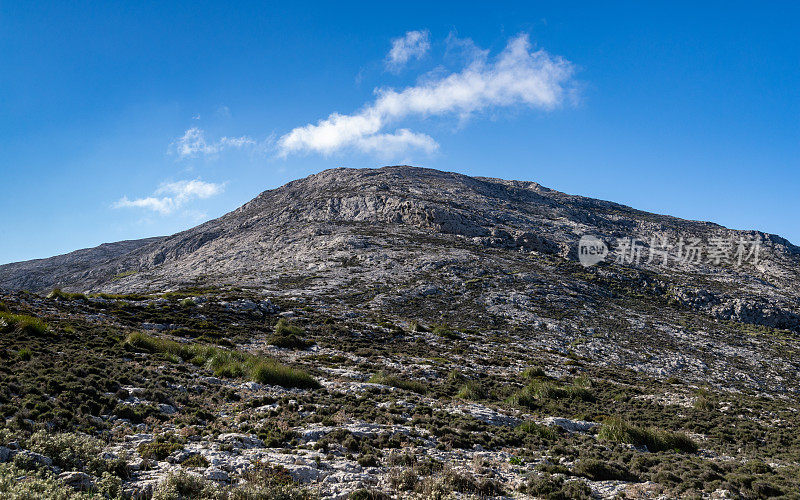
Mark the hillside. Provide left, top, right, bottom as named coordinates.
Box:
left=1, top=166, right=799, bottom=498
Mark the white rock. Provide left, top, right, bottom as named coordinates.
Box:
left=58, top=471, right=94, bottom=491
left=203, top=467, right=229, bottom=482
left=542, top=417, right=598, bottom=433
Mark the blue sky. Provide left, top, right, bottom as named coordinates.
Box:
left=1, top=1, right=798, bottom=264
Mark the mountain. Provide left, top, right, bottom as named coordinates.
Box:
left=2, top=166, right=800, bottom=498
left=2, top=166, right=799, bottom=329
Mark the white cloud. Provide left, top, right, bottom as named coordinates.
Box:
left=354, top=129, right=438, bottom=156
left=279, top=33, right=575, bottom=157
left=113, top=179, right=224, bottom=215
left=386, top=30, right=430, bottom=71
left=112, top=196, right=174, bottom=214
left=171, top=127, right=255, bottom=159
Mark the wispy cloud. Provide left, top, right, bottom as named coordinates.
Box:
left=386, top=30, right=430, bottom=71
left=171, top=127, right=255, bottom=159
left=113, top=179, right=224, bottom=215
left=278, top=33, right=575, bottom=157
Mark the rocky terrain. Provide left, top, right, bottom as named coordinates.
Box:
left=0, top=166, right=799, bottom=499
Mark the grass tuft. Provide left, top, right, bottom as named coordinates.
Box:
left=598, top=416, right=697, bottom=453
left=269, top=319, right=311, bottom=349
left=512, top=380, right=594, bottom=406
left=124, top=332, right=319, bottom=389
left=0, top=312, right=49, bottom=336
left=517, top=421, right=559, bottom=440
left=456, top=381, right=486, bottom=400
left=369, top=371, right=427, bottom=393
left=47, top=288, right=87, bottom=301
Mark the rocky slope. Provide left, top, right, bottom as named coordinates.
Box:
left=1, top=166, right=800, bottom=499
left=2, top=166, right=799, bottom=329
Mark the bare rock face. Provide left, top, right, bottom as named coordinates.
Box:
left=1, top=165, right=798, bottom=333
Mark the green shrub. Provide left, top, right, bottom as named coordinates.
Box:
left=16, top=348, right=32, bottom=361
left=27, top=431, right=128, bottom=477
left=275, top=319, right=304, bottom=337
left=522, top=366, right=547, bottom=379
left=446, top=369, right=464, bottom=383
left=46, top=288, right=86, bottom=301
left=349, top=489, right=391, bottom=500
left=152, top=471, right=221, bottom=500
left=111, top=270, right=138, bottom=281
left=432, top=325, right=459, bottom=340
left=138, top=435, right=184, bottom=461
left=409, top=321, right=429, bottom=333
left=573, top=458, right=636, bottom=481
left=512, top=380, right=593, bottom=406
left=517, top=421, right=559, bottom=440
left=416, top=469, right=503, bottom=497
left=250, top=359, right=320, bottom=389
left=598, top=416, right=697, bottom=453
left=368, top=371, right=427, bottom=393
left=243, top=462, right=296, bottom=488
left=526, top=475, right=592, bottom=499
left=124, top=332, right=318, bottom=389
left=268, top=321, right=312, bottom=349
left=0, top=463, right=76, bottom=499
left=113, top=403, right=158, bottom=424
left=456, top=381, right=486, bottom=400
left=0, top=312, right=49, bottom=336
left=179, top=298, right=196, bottom=308
left=181, top=454, right=209, bottom=468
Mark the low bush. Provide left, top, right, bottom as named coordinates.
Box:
left=152, top=471, right=221, bottom=500
left=522, top=366, right=547, bottom=379
left=0, top=463, right=76, bottom=499
left=432, top=325, right=460, bottom=340
left=180, top=454, right=209, bottom=468
left=138, top=435, right=184, bottom=461
left=275, top=319, right=304, bottom=337
left=573, top=458, right=636, bottom=481
left=349, top=489, right=391, bottom=500
left=124, top=332, right=319, bottom=389
left=526, top=474, right=592, bottom=500
left=456, top=381, right=486, bottom=400
left=512, top=380, right=594, bottom=406
left=416, top=468, right=503, bottom=498
left=517, top=421, right=559, bottom=440
left=369, top=371, right=427, bottom=394
left=47, top=288, right=86, bottom=301
left=598, top=416, right=698, bottom=453
left=409, top=321, right=428, bottom=333
left=251, top=359, right=319, bottom=389
left=179, top=298, right=196, bottom=308
left=0, top=312, right=49, bottom=336
left=243, top=462, right=295, bottom=488
left=268, top=320, right=312, bottom=349
left=27, top=431, right=129, bottom=478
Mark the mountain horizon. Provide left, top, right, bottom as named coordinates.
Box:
left=2, top=165, right=797, bottom=295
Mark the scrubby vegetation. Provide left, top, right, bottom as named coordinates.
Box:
left=598, top=416, right=698, bottom=453
left=268, top=319, right=312, bottom=349
left=124, top=332, right=319, bottom=389
left=511, top=378, right=594, bottom=406
left=0, top=283, right=798, bottom=498
left=0, top=311, right=49, bottom=335
left=368, top=371, right=427, bottom=394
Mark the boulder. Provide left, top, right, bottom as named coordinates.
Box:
left=58, top=471, right=94, bottom=491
